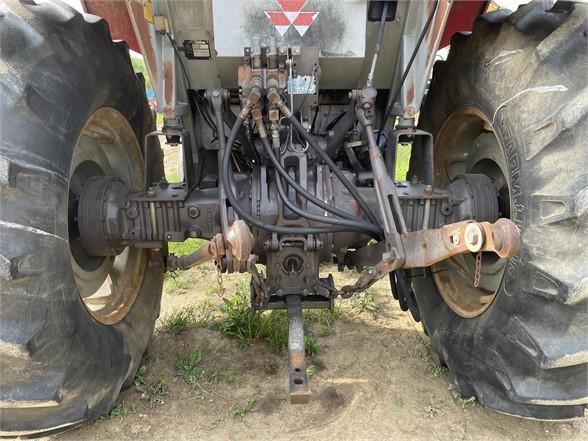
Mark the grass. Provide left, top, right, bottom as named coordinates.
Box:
left=164, top=271, right=195, bottom=295
left=351, top=290, right=380, bottom=314
left=218, top=285, right=288, bottom=352
left=264, top=360, right=279, bottom=375
left=175, top=339, right=240, bottom=403
left=218, top=283, right=332, bottom=356
left=395, top=393, right=403, bottom=409
left=164, top=239, right=210, bottom=295
left=168, top=238, right=208, bottom=256
left=395, top=143, right=411, bottom=181
left=304, top=334, right=320, bottom=357
left=131, top=55, right=152, bottom=91
left=133, top=367, right=169, bottom=409
left=158, top=300, right=215, bottom=336
left=430, top=365, right=448, bottom=378
left=228, top=396, right=256, bottom=419
left=303, top=303, right=342, bottom=336
left=423, top=400, right=444, bottom=417
left=104, top=402, right=137, bottom=419
left=166, top=170, right=181, bottom=184
left=448, top=384, right=476, bottom=409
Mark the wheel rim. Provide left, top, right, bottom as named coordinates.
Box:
left=68, top=108, right=147, bottom=325
left=432, top=107, right=512, bottom=318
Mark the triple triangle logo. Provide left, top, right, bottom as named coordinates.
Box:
left=264, top=0, right=319, bottom=37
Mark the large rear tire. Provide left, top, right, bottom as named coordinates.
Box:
left=0, top=1, right=165, bottom=435
left=409, top=1, right=587, bottom=420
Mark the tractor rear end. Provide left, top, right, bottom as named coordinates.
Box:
left=0, top=0, right=586, bottom=436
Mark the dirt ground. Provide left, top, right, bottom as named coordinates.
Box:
left=47, top=144, right=588, bottom=441
left=46, top=265, right=587, bottom=441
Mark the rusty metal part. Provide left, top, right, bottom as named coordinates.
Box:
left=430, top=106, right=512, bottom=318
left=248, top=255, right=268, bottom=309
left=333, top=218, right=519, bottom=299
left=356, top=89, right=407, bottom=263
left=210, top=234, right=227, bottom=296
left=125, top=1, right=177, bottom=118
left=166, top=240, right=215, bottom=271
left=286, top=295, right=310, bottom=404
left=401, top=219, right=520, bottom=268
left=166, top=220, right=254, bottom=276
left=225, top=220, right=254, bottom=270
left=339, top=254, right=399, bottom=298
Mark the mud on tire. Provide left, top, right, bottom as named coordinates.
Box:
left=0, top=1, right=164, bottom=435
left=409, top=1, right=588, bottom=420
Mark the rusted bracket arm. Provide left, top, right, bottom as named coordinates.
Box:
left=401, top=219, right=520, bottom=269
left=338, top=218, right=519, bottom=298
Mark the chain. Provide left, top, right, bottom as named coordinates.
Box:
left=473, top=251, right=482, bottom=288
left=216, top=268, right=225, bottom=297
left=210, top=235, right=226, bottom=297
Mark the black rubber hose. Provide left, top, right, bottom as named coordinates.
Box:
left=260, top=134, right=359, bottom=222
left=287, top=115, right=380, bottom=225
left=275, top=169, right=383, bottom=238
left=222, top=115, right=374, bottom=235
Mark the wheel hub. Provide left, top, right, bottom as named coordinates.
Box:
left=68, top=108, right=146, bottom=325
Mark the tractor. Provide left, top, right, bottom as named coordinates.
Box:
left=0, top=0, right=586, bottom=435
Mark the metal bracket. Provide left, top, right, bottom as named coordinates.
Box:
left=144, top=130, right=195, bottom=191
left=387, top=127, right=433, bottom=185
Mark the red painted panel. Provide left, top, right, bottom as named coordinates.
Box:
left=82, top=0, right=140, bottom=53
left=439, top=0, right=488, bottom=48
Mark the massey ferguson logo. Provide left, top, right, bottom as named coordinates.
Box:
left=265, top=0, right=319, bottom=37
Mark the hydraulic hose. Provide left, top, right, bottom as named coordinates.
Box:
left=222, top=111, right=376, bottom=235
left=285, top=111, right=380, bottom=226
left=274, top=169, right=383, bottom=238
left=260, top=133, right=359, bottom=222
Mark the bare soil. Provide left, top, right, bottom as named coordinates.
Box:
left=46, top=264, right=587, bottom=441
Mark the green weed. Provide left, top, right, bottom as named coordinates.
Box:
left=395, top=393, right=403, bottom=409
left=104, top=402, right=137, bottom=419
left=175, top=339, right=240, bottom=403
left=218, top=285, right=286, bottom=351
left=351, top=291, right=380, bottom=314
left=264, top=361, right=279, bottom=375
left=303, top=303, right=342, bottom=336
left=158, top=300, right=215, bottom=336
left=218, top=287, right=322, bottom=356
left=396, top=143, right=411, bottom=181
left=168, top=238, right=208, bottom=256
left=430, top=365, right=448, bottom=378
left=134, top=371, right=169, bottom=409
left=175, top=345, right=205, bottom=388
left=304, top=334, right=320, bottom=357
left=164, top=270, right=195, bottom=294
left=229, top=396, right=256, bottom=419
left=448, top=384, right=476, bottom=409
left=423, top=397, right=445, bottom=417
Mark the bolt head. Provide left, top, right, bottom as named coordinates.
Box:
left=451, top=234, right=460, bottom=246
left=188, top=206, right=200, bottom=218
left=464, top=223, right=484, bottom=252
